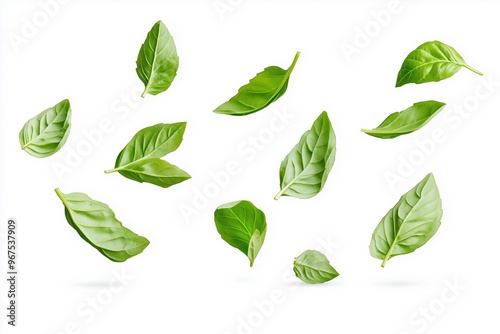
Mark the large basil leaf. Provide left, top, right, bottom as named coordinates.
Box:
left=396, top=41, right=482, bottom=87
left=369, top=173, right=443, bottom=267
left=105, top=122, right=191, bottom=188
left=361, top=101, right=446, bottom=139
left=136, top=20, right=179, bottom=97
left=19, top=99, right=71, bottom=158
left=275, top=111, right=336, bottom=199
left=213, top=52, right=300, bottom=116
left=214, top=200, right=267, bottom=267
left=293, top=250, right=339, bottom=284
left=54, top=189, right=149, bottom=262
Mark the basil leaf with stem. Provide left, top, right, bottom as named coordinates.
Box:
left=54, top=188, right=150, bottom=262
left=396, top=41, right=482, bottom=87
left=213, top=52, right=300, bottom=116
left=19, top=99, right=71, bottom=158
left=293, top=250, right=339, bottom=284
left=136, top=20, right=179, bottom=97
left=369, top=173, right=443, bottom=267
left=361, top=101, right=446, bottom=139
left=214, top=200, right=267, bottom=267
left=275, top=111, right=336, bottom=199
left=105, top=122, right=191, bottom=188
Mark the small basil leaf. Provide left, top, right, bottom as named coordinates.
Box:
left=293, top=250, right=339, bottom=284
left=213, top=52, right=300, bottom=116
left=396, top=41, right=482, bottom=87
left=105, top=122, right=191, bottom=188
left=361, top=101, right=446, bottom=139
left=369, top=173, right=443, bottom=267
left=136, top=20, right=179, bottom=97
left=214, top=200, right=267, bottom=267
left=114, top=158, right=190, bottom=188
left=275, top=111, right=336, bottom=199
left=19, top=99, right=71, bottom=158
left=54, top=189, right=149, bottom=262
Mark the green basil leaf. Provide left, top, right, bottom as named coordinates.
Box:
left=213, top=51, right=300, bottom=116
left=54, top=188, right=149, bottom=262
left=19, top=99, right=71, bottom=158
left=136, top=20, right=179, bottom=97
left=369, top=173, right=443, bottom=267
left=275, top=111, right=336, bottom=200
left=396, top=41, right=482, bottom=87
left=293, top=250, right=339, bottom=284
left=214, top=200, right=267, bottom=267
left=105, top=122, right=191, bottom=188
left=361, top=101, right=446, bottom=139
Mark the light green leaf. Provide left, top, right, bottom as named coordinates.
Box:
left=136, top=20, right=179, bottom=97
left=293, top=250, right=339, bottom=284
left=396, top=41, right=482, bottom=87
left=213, top=52, right=300, bottom=116
left=54, top=188, right=149, bottom=262
left=19, top=99, right=71, bottom=158
left=369, top=173, right=443, bottom=267
left=105, top=122, right=191, bottom=188
left=275, top=111, right=336, bottom=199
left=214, top=200, right=267, bottom=267
left=361, top=101, right=446, bottom=139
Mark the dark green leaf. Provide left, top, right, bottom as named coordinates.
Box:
left=19, top=99, right=71, bottom=158
left=214, top=200, right=267, bottom=267
left=361, top=101, right=446, bottom=139
left=54, top=188, right=149, bottom=262
left=213, top=52, right=300, bottom=116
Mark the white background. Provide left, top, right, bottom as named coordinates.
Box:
left=1, top=1, right=500, bottom=333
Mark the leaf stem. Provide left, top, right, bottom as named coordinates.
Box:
left=288, top=51, right=301, bottom=72
left=274, top=188, right=285, bottom=200
left=104, top=168, right=118, bottom=174
left=141, top=88, right=147, bottom=98
left=464, top=64, right=483, bottom=76
left=381, top=257, right=388, bottom=268
left=54, top=188, right=64, bottom=201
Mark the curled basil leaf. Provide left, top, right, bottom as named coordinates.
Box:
left=55, top=189, right=150, bottom=262
left=19, top=99, right=71, bottom=158
left=361, top=101, right=446, bottom=139
left=213, top=52, right=300, bottom=116
left=214, top=200, right=267, bottom=267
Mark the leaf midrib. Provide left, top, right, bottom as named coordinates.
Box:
left=275, top=118, right=326, bottom=199
left=142, top=23, right=162, bottom=97
left=21, top=109, right=66, bottom=150
left=381, top=187, right=427, bottom=266
left=397, top=59, right=464, bottom=86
